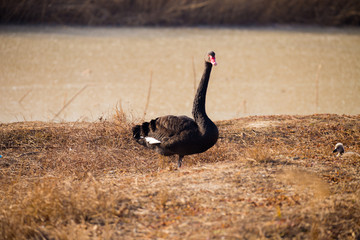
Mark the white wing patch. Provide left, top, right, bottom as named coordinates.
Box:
left=144, top=137, right=161, bottom=144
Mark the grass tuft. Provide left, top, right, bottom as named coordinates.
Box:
left=246, top=147, right=275, bottom=163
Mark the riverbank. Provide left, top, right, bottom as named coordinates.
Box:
left=1, top=114, right=359, bottom=239
left=1, top=0, right=360, bottom=26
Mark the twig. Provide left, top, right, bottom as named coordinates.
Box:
left=18, top=89, right=31, bottom=104
left=315, top=64, right=322, bottom=113
left=19, top=152, right=40, bottom=157
left=192, top=56, right=197, bottom=93
left=143, top=71, right=153, bottom=120
left=52, top=85, right=88, bottom=121
left=243, top=100, right=247, bottom=114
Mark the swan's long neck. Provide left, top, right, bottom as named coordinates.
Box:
left=192, top=61, right=213, bottom=133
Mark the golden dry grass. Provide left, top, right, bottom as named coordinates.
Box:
left=1, top=113, right=360, bottom=239
left=1, top=0, right=360, bottom=26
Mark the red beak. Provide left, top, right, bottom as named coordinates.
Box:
left=209, top=55, right=217, bottom=66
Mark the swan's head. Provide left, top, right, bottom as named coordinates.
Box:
left=333, top=142, right=344, bottom=155
left=206, top=51, right=217, bottom=66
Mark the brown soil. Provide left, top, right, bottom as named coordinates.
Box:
left=0, top=113, right=360, bottom=239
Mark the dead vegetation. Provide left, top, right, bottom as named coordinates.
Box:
left=1, top=0, right=360, bottom=26
left=0, top=113, right=360, bottom=239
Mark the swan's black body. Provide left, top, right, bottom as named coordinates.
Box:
left=132, top=51, right=218, bottom=167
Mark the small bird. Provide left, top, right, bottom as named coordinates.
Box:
left=132, top=51, right=219, bottom=168
left=333, top=143, right=360, bottom=158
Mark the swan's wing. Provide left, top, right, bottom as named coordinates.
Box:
left=156, top=115, right=196, bottom=132
left=148, top=115, right=198, bottom=143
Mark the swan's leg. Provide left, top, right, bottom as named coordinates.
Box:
left=178, top=155, right=184, bottom=168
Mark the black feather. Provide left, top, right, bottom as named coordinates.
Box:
left=150, top=119, right=157, bottom=131
left=141, top=122, right=150, bottom=136
left=132, top=125, right=141, bottom=139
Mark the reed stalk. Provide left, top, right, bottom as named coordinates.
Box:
left=142, top=71, right=153, bottom=120
left=52, top=85, right=88, bottom=121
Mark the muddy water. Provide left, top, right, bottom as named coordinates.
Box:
left=1, top=26, right=359, bottom=123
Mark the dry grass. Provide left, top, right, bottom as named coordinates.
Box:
left=1, top=113, right=360, bottom=239
left=1, top=0, right=360, bottom=26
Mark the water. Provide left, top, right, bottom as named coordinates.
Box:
left=1, top=26, right=359, bottom=123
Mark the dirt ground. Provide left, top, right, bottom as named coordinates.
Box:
left=0, top=114, right=360, bottom=239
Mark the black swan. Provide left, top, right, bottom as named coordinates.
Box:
left=132, top=51, right=219, bottom=167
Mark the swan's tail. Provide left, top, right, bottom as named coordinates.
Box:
left=132, top=122, right=149, bottom=139
left=132, top=119, right=161, bottom=145
left=132, top=125, right=142, bottom=140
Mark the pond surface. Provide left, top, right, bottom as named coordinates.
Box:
left=1, top=26, right=359, bottom=123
